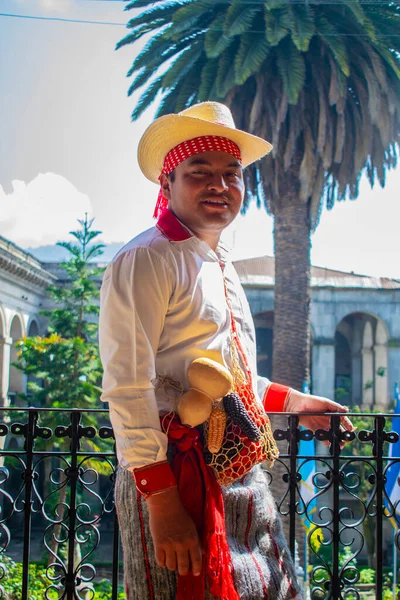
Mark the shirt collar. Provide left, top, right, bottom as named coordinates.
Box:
left=156, top=208, right=231, bottom=262
left=156, top=209, right=192, bottom=242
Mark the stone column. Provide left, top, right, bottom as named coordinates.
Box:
left=362, top=322, right=374, bottom=408
left=351, top=322, right=363, bottom=406
left=0, top=337, right=12, bottom=408
left=312, top=338, right=336, bottom=400
left=312, top=339, right=336, bottom=463
left=374, top=321, right=389, bottom=410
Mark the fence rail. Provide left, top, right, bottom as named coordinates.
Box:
left=0, top=408, right=398, bottom=600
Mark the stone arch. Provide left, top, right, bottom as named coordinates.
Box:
left=27, top=319, right=39, bottom=337
left=334, top=312, right=389, bottom=409
left=9, top=314, right=25, bottom=402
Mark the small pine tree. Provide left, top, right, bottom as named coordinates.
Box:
left=15, top=215, right=105, bottom=409
left=13, top=217, right=110, bottom=570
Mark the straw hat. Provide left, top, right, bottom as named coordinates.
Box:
left=137, top=101, right=273, bottom=184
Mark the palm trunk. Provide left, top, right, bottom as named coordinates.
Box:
left=272, top=198, right=311, bottom=389
left=269, top=191, right=312, bottom=570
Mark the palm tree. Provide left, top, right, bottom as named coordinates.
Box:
left=117, top=0, right=400, bottom=392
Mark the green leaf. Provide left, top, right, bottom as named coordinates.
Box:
left=155, top=85, right=183, bottom=117
left=264, top=6, right=291, bottom=47
left=124, top=0, right=166, bottom=9
left=288, top=4, right=315, bottom=53
left=174, top=57, right=205, bottom=111
left=223, top=1, right=261, bottom=37
left=205, top=14, right=233, bottom=58
left=115, top=22, right=160, bottom=51
left=276, top=39, right=305, bottom=104
left=166, top=2, right=213, bottom=42
left=340, top=0, right=366, bottom=28
left=162, top=40, right=204, bottom=89
left=265, top=0, right=288, bottom=10
left=317, top=16, right=350, bottom=77
left=126, top=1, right=185, bottom=30
left=198, top=59, right=219, bottom=101
left=132, top=76, right=163, bottom=118
left=234, top=33, right=269, bottom=86
left=128, top=29, right=174, bottom=73
left=171, top=0, right=214, bottom=29
left=127, top=68, right=152, bottom=97
left=216, top=41, right=240, bottom=98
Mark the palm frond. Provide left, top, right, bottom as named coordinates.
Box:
left=309, top=163, right=326, bottom=232
left=166, top=2, right=214, bottom=42
left=288, top=4, right=315, bottom=53
left=128, top=29, right=174, bottom=73
left=265, top=0, right=289, bottom=10
left=171, top=0, right=214, bottom=31
left=234, top=33, right=269, bottom=86
left=131, top=76, right=164, bottom=120
left=264, top=7, right=290, bottom=47
left=299, top=127, right=317, bottom=202
left=173, top=57, right=205, bottom=111
left=116, top=22, right=162, bottom=51
left=155, top=85, right=183, bottom=118
left=162, top=40, right=204, bottom=89
left=198, top=59, right=219, bottom=101
left=333, top=112, right=345, bottom=164
left=126, top=1, right=186, bottom=30
left=127, top=67, right=152, bottom=97
left=361, top=43, right=388, bottom=95
left=276, top=39, right=305, bottom=105
left=223, top=1, right=261, bottom=38
left=124, top=0, right=169, bottom=9
left=205, top=14, right=233, bottom=58
left=216, top=41, right=240, bottom=99
left=317, top=16, right=350, bottom=77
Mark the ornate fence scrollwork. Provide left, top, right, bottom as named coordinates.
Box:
left=0, top=408, right=398, bottom=599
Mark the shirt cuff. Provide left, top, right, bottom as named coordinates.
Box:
left=263, top=383, right=292, bottom=412
left=133, top=460, right=177, bottom=499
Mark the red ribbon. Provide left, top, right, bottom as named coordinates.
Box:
left=162, top=414, right=239, bottom=600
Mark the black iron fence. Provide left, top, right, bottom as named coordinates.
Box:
left=0, top=407, right=398, bottom=600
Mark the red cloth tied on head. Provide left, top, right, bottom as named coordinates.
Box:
left=154, top=135, right=242, bottom=219
left=161, top=414, right=239, bottom=600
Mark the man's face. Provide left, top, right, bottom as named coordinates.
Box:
left=160, top=150, right=245, bottom=239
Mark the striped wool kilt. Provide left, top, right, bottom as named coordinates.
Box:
left=115, top=464, right=301, bottom=600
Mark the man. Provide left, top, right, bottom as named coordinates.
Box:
left=99, top=102, right=352, bottom=600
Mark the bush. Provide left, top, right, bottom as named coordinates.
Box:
left=359, top=568, right=375, bottom=584
left=0, top=556, right=125, bottom=599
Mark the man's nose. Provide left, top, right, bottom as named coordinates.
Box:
left=207, top=174, right=228, bottom=192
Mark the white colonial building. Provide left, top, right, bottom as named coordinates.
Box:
left=1, top=235, right=400, bottom=408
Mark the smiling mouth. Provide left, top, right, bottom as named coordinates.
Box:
left=202, top=198, right=229, bottom=207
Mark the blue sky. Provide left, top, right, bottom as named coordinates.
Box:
left=1, top=0, right=399, bottom=278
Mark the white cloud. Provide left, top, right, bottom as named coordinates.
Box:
left=0, top=173, right=93, bottom=248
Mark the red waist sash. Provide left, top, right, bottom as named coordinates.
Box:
left=162, top=414, right=239, bottom=600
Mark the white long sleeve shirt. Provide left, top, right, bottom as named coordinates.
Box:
left=99, top=210, right=269, bottom=471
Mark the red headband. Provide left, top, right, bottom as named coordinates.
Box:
left=154, top=135, right=242, bottom=219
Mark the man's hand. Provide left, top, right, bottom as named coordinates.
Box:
left=146, top=487, right=203, bottom=577
left=286, top=390, right=354, bottom=443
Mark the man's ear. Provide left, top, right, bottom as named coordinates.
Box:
left=159, top=173, right=171, bottom=200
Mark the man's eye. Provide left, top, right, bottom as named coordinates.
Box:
left=228, top=172, right=239, bottom=177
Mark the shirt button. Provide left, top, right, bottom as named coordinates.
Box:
left=141, top=479, right=147, bottom=486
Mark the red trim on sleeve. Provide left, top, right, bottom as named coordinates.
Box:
left=133, top=460, right=177, bottom=499
left=263, top=383, right=292, bottom=413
